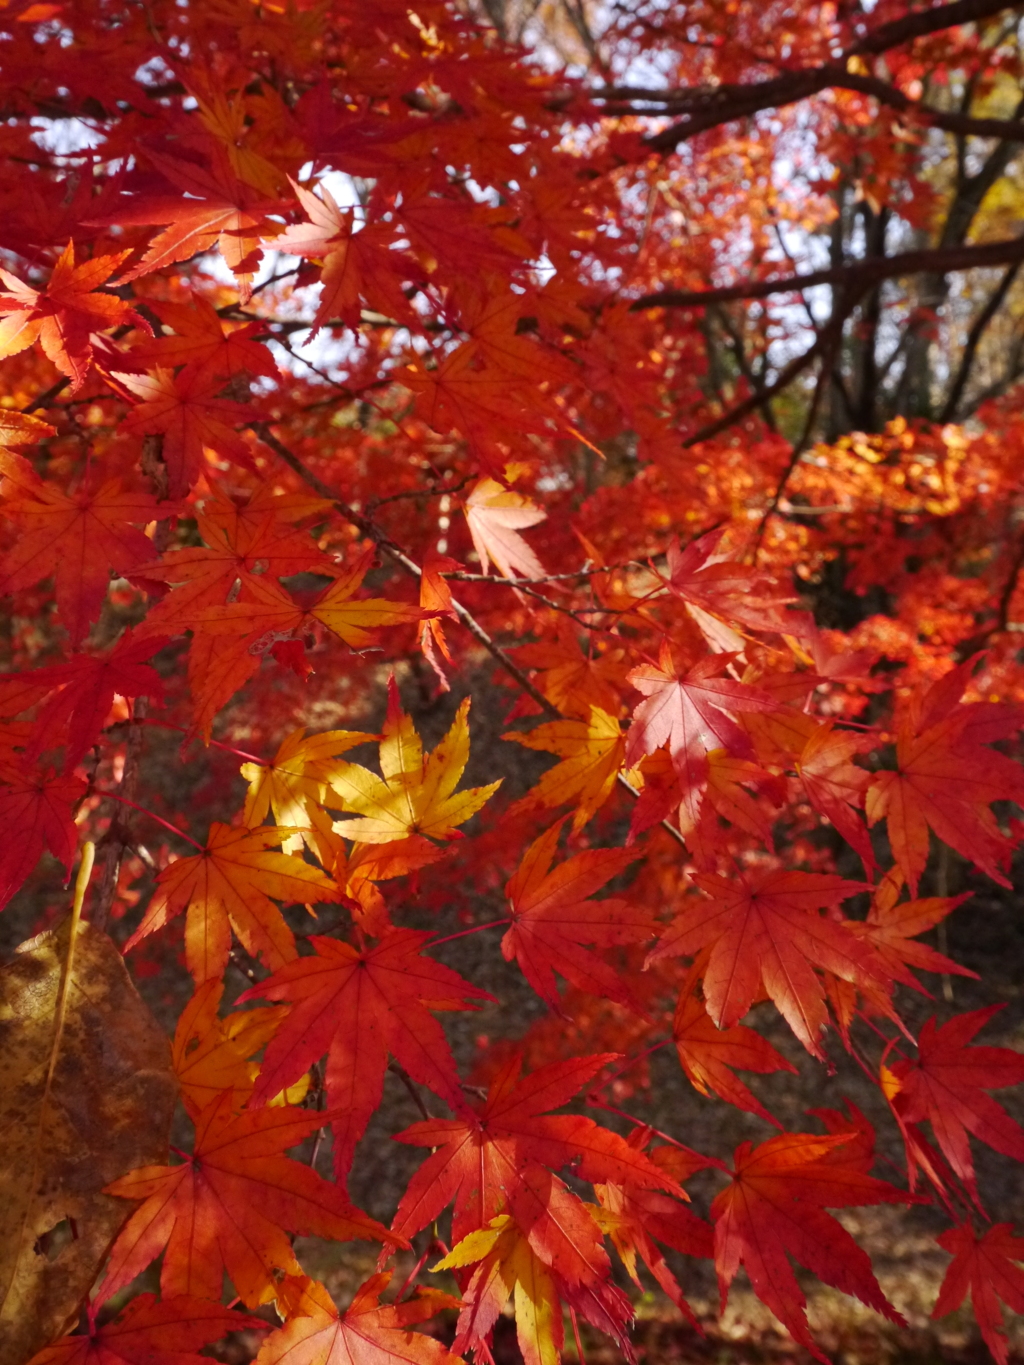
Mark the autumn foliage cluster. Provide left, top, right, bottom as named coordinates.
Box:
left=4, top=0, right=1024, bottom=1362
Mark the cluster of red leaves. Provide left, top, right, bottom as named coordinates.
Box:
left=1, top=0, right=1024, bottom=1363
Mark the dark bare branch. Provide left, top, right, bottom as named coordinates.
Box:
left=632, top=233, right=1024, bottom=312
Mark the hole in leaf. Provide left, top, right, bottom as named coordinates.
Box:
left=34, top=1216, right=77, bottom=1261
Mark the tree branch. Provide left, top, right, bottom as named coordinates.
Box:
left=633, top=233, right=1024, bottom=313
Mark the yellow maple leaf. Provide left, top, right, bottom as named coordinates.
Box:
left=241, top=727, right=375, bottom=856
left=124, top=823, right=340, bottom=983
left=329, top=679, right=500, bottom=843
left=505, top=705, right=625, bottom=830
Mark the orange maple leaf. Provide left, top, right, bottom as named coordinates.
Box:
left=273, top=179, right=420, bottom=331
left=96, top=1092, right=401, bottom=1308
left=0, top=242, right=139, bottom=391
left=673, top=992, right=797, bottom=1128
left=241, top=928, right=490, bottom=1182
left=126, top=294, right=281, bottom=385
left=505, top=706, right=625, bottom=830
left=115, top=367, right=256, bottom=496
left=256, top=1272, right=462, bottom=1365
left=392, top=1053, right=682, bottom=1247
left=124, top=822, right=340, bottom=984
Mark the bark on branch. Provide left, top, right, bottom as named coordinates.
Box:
left=631, top=233, right=1024, bottom=312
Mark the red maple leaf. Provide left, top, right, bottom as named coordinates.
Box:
left=932, top=1222, right=1024, bottom=1365
left=241, top=928, right=491, bottom=1183
left=647, top=867, right=880, bottom=1057
left=712, top=1127, right=909, bottom=1361
left=392, top=1052, right=682, bottom=1246
left=502, top=820, right=652, bottom=1013
left=27, top=1296, right=265, bottom=1365
left=672, top=992, right=797, bottom=1128
left=0, top=760, right=84, bottom=910
left=624, top=645, right=777, bottom=823
left=884, top=1007, right=1024, bottom=1201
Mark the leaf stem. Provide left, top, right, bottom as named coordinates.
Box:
left=97, top=789, right=204, bottom=850
left=430, top=918, right=508, bottom=946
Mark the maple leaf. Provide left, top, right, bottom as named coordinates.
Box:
left=330, top=681, right=500, bottom=842
left=125, top=294, right=281, bottom=385
left=240, top=928, right=490, bottom=1182
left=796, top=722, right=875, bottom=872
left=0, top=464, right=164, bottom=645
left=96, top=1092, right=401, bottom=1308
left=672, top=992, right=797, bottom=1128
left=513, top=629, right=630, bottom=719
left=865, top=658, right=1024, bottom=894
left=834, top=871, right=975, bottom=1027
left=26, top=1295, right=265, bottom=1365
left=502, top=820, right=653, bottom=1012
left=136, top=497, right=331, bottom=634
left=123, top=822, right=341, bottom=984
left=272, top=179, right=420, bottom=331
left=711, top=1129, right=909, bottom=1361
left=624, top=645, right=777, bottom=824
left=0, top=761, right=85, bottom=910
left=436, top=1171, right=636, bottom=1365
left=240, top=727, right=375, bottom=855
left=7, top=631, right=166, bottom=773
left=257, top=1272, right=461, bottom=1365
left=171, top=978, right=299, bottom=1118
left=96, top=148, right=280, bottom=299
left=932, top=1223, right=1024, bottom=1365
left=591, top=1184, right=712, bottom=1323
left=418, top=549, right=459, bottom=690
left=115, top=366, right=256, bottom=496
left=0, top=243, right=140, bottom=392
left=505, top=706, right=625, bottom=830
left=884, top=1007, right=1024, bottom=1200
left=392, top=1052, right=683, bottom=1246
left=435, top=1213, right=567, bottom=1365
left=463, top=477, right=546, bottom=581
left=647, top=867, right=880, bottom=1057
left=660, top=529, right=813, bottom=648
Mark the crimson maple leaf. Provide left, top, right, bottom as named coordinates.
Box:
left=712, top=1128, right=909, bottom=1362
left=647, top=867, right=880, bottom=1057
left=866, top=658, right=1024, bottom=894
left=502, top=820, right=653, bottom=1013
left=26, top=1296, right=265, bottom=1365
left=125, top=295, right=281, bottom=386
left=884, top=1007, right=1024, bottom=1201
left=624, top=645, right=777, bottom=824
left=240, top=928, right=490, bottom=1182
left=392, top=1052, right=683, bottom=1246
left=96, top=1092, right=401, bottom=1308
left=0, top=760, right=85, bottom=910
left=5, top=632, right=166, bottom=773
left=0, top=462, right=165, bottom=645
left=0, top=242, right=141, bottom=391
left=932, top=1222, right=1024, bottom=1365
